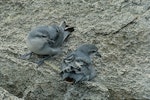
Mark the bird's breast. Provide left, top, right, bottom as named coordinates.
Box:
left=26, top=37, right=46, bottom=54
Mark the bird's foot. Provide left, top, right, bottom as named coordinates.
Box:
left=35, top=55, right=51, bottom=67
left=81, top=81, right=93, bottom=86
left=35, top=60, right=45, bottom=67
left=20, top=52, right=33, bottom=60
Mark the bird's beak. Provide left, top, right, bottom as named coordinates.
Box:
left=48, top=39, right=55, bottom=43
left=95, top=52, right=101, bottom=57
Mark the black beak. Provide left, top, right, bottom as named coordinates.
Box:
left=95, top=52, right=101, bottom=57
left=48, top=39, right=55, bottom=44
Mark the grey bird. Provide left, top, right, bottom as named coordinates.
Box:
left=60, top=44, right=101, bottom=84
left=21, top=21, right=74, bottom=65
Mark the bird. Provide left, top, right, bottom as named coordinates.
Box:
left=21, top=21, right=74, bottom=65
left=60, top=44, right=101, bottom=84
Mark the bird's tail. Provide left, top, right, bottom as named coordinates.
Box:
left=59, top=21, right=74, bottom=42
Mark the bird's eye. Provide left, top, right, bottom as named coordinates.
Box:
left=56, top=29, right=59, bottom=33
left=90, top=50, right=96, bottom=53
left=41, top=35, right=47, bottom=38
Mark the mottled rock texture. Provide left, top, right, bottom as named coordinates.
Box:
left=0, top=87, right=23, bottom=100
left=0, top=0, right=150, bottom=100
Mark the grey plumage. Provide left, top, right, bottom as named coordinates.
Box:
left=21, top=21, right=74, bottom=65
left=60, top=44, right=101, bottom=83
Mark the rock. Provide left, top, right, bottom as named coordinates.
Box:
left=0, top=87, right=23, bottom=100
left=0, top=0, right=150, bottom=100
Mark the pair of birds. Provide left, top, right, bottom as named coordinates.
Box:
left=22, top=21, right=101, bottom=84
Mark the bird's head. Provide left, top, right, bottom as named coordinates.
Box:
left=78, top=44, right=101, bottom=58
left=30, top=29, right=55, bottom=45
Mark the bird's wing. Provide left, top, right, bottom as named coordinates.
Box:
left=64, top=53, right=75, bottom=64
left=59, top=21, right=66, bottom=29
left=63, top=27, right=74, bottom=42
left=59, top=21, right=74, bottom=42
left=60, top=53, right=75, bottom=72
left=75, top=56, right=91, bottom=66
left=52, top=25, right=64, bottom=47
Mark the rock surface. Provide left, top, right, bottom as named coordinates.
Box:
left=0, top=0, right=150, bottom=100
left=0, top=87, right=23, bottom=100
